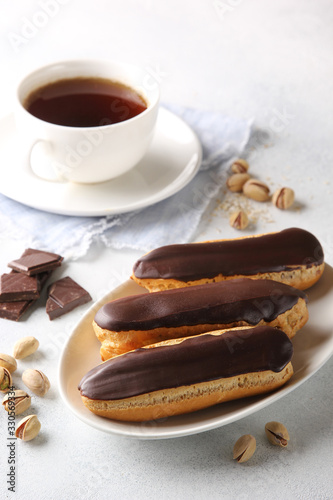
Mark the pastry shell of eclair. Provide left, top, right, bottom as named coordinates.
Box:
left=80, top=327, right=294, bottom=422
left=131, top=230, right=325, bottom=292
left=93, top=281, right=308, bottom=360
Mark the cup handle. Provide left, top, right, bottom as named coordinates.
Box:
left=29, top=139, right=68, bottom=182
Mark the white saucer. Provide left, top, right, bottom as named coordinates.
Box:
left=0, top=108, right=202, bottom=216
left=58, top=265, right=333, bottom=440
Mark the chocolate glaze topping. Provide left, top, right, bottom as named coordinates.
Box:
left=78, top=326, right=293, bottom=400
left=94, top=278, right=307, bottom=331
left=133, top=228, right=324, bottom=281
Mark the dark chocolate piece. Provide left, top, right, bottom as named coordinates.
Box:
left=46, top=276, right=92, bottom=320
left=94, top=278, right=307, bottom=332
left=8, top=248, right=63, bottom=276
left=78, top=326, right=293, bottom=400
left=133, top=228, right=324, bottom=282
left=0, top=273, right=40, bottom=301
left=0, top=270, right=52, bottom=321
left=0, top=299, right=36, bottom=321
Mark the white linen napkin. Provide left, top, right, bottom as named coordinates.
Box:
left=0, top=105, right=252, bottom=259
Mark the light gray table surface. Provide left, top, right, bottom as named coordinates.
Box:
left=1, top=1, right=333, bottom=499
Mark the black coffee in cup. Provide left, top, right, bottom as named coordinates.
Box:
left=24, top=77, right=147, bottom=128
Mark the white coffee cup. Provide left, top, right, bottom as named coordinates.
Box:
left=15, top=60, right=160, bottom=183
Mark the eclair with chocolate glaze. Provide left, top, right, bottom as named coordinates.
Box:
left=78, top=326, right=294, bottom=422
left=93, top=278, right=308, bottom=360
left=131, top=227, right=324, bottom=292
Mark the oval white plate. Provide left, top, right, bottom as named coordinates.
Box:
left=58, top=265, right=333, bottom=439
left=0, top=107, right=201, bottom=216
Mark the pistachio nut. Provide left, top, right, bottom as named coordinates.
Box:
left=22, top=369, right=50, bottom=396
left=15, top=414, right=41, bottom=441
left=0, top=353, right=17, bottom=373
left=233, top=434, right=256, bottom=463
left=226, top=173, right=251, bottom=192
left=2, top=390, right=31, bottom=415
left=231, top=158, right=250, bottom=174
left=13, top=336, right=39, bottom=360
left=229, top=210, right=249, bottom=230
left=243, top=179, right=270, bottom=201
left=0, top=367, right=13, bottom=393
left=265, top=421, right=290, bottom=447
left=272, top=187, right=295, bottom=210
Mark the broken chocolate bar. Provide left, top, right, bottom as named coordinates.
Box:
left=46, top=276, right=92, bottom=320
left=0, top=273, right=40, bottom=302
left=0, top=299, right=36, bottom=321
left=8, top=248, right=63, bottom=276
left=0, top=270, right=52, bottom=321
